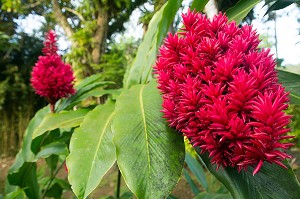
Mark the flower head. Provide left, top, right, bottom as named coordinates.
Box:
left=155, top=11, right=293, bottom=175
left=31, top=30, right=75, bottom=109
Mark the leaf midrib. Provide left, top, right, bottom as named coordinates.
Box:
left=139, top=84, right=151, bottom=189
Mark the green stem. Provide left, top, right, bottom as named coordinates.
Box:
left=41, top=160, right=65, bottom=199
left=116, top=167, right=121, bottom=199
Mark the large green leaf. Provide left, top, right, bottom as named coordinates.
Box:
left=277, top=70, right=300, bottom=105
left=198, top=151, right=300, bottom=199
left=123, top=0, right=182, bottom=88
left=32, top=109, right=90, bottom=139
left=226, top=0, right=260, bottom=24
left=113, top=80, right=185, bottom=198
left=19, top=106, right=50, bottom=161
left=67, top=101, right=116, bottom=199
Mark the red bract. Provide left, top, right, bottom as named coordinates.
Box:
left=155, top=11, right=293, bottom=175
left=31, top=30, right=75, bottom=109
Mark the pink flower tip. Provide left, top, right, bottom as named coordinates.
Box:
left=155, top=11, right=293, bottom=175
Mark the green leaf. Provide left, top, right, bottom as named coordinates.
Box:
left=183, top=169, right=200, bottom=195
left=20, top=106, right=50, bottom=161
left=35, top=142, right=69, bottom=160
left=113, top=80, right=185, bottom=198
left=4, top=188, right=26, bottom=199
left=6, top=107, right=50, bottom=197
left=44, top=178, right=71, bottom=198
left=198, top=151, right=300, bottom=199
left=7, top=163, right=40, bottom=199
left=226, top=0, right=260, bottom=24
left=264, top=0, right=298, bottom=15
left=123, top=0, right=182, bottom=88
left=67, top=101, right=116, bottom=199
left=32, top=109, right=90, bottom=139
left=190, top=0, right=209, bottom=12
left=57, top=73, right=114, bottom=111
left=63, top=88, right=121, bottom=109
left=194, top=192, right=232, bottom=199
left=185, top=152, right=208, bottom=190
left=277, top=70, right=300, bottom=105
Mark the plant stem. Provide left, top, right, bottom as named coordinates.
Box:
left=116, top=167, right=122, bottom=199
left=41, top=160, right=65, bottom=199
left=50, top=103, right=55, bottom=113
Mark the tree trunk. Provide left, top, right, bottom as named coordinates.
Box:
left=91, top=7, right=108, bottom=65
left=52, top=0, right=74, bottom=38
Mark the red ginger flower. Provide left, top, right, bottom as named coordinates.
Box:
left=155, top=11, right=294, bottom=175
left=31, top=30, right=75, bottom=111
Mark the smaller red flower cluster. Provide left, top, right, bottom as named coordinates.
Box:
left=31, top=30, right=75, bottom=106
left=155, top=11, right=293, bottom=175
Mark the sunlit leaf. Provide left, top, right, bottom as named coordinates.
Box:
left=123, top=0, right=182, bottom=88
left=32, top=109, right=90, bottom=139
left=113, top=80, right=185, bottom=198
left=226, top=0, right=260, bottom=24
left=67, top=101, right=116, bottom=199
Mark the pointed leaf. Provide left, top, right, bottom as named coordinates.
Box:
left=185, top=152, right=208, bottom=190
left=124, top=0, right=182, bottom=88
left=57, top=73, right=114, bottom=111
left=64, top=89, right=121, bottom=109
left=113, top=81, right=185, bottom=198
left=67, top=101, right=116, bottom=199
left=7, top=163, right=40, bottom=199
left=277, top=70, right=300, bottom=105
left=264, top=0, right=296, bottom=15
left=4, top=188, right=26, bottom=199
left=20, top=106, right=50, bottom=161
left=198, top=151, right=300, bottom=199
left=35, top=142, right=69, bottom=160
left=226, top=0, right=260, bottom=24
left=32, top=109, right=90, bottom=139
left=190, top=0, right=209, bottom=12
left=183, top=169, right=200, bottom=195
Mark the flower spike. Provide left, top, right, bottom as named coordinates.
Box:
left=155, top=12, right=293, bottom=175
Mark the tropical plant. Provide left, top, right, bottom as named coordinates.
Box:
left=4, top=0, right=300, bottom=199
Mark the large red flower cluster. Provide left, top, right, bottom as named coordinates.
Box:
left=31, top=30, right=75, bottom=107
left=155, top=11, right=293, bottom=175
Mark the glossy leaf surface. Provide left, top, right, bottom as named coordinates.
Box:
left=113, top=81, right=185, bottom=198
left=226, top=0, right=260, bottom=24
left=32, top=109, right=89, bottom=139
left=67, top=101, right=116, bottom=199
